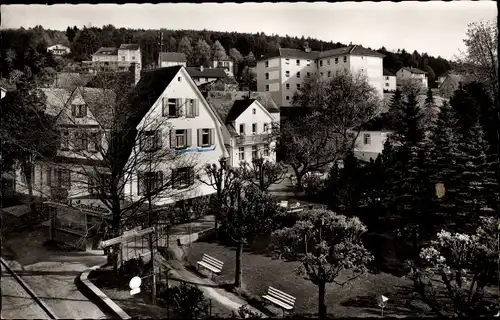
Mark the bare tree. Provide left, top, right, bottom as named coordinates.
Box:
left=234, top=157, right=287, bottom=192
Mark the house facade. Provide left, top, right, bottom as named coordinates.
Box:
left=212, top=59, right=234, bottom=77
left=83, top=44, right=142, bottom=74
left=256, top=44, right=385, bottom=107
left=396, top=67, right=428, bottom=88
left=439, top=74, right=463, bottom=99
left=354, top=130, right=392, bottom=162
left=159, top=52, right=188, bottom=68
left=47, top=44, right=71, bottom=56
left=186, top=67, right=228, bottom=86
left=383, top=68, right=397, bottom=92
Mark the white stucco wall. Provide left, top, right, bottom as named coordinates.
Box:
left=384, top=75, right=397, bottom=91
left=117, top=49, right=141, bottom=64
left=257, top=57, right=282, bottom=105
left=161, top=61, right=187, bottom=68
left=354, top=131, right=391, bottom=154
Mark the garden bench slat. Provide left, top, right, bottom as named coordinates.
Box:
left=197, top=254, right=224, bottom=275
left=262, top=286, right=296, bottom=311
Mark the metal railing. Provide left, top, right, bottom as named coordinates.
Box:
left=236, top=134, right=270, bottom=145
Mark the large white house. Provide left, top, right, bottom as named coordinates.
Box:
left=256, top=44, right=385, bottom=107
left=82, top=44, right=142, bottom=74
left=396, top=67, right=428, bottom=88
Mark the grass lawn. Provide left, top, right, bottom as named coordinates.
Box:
left=185, top=235, right=433, bottom=318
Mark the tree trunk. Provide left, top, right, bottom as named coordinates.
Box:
left=22, top=162, right=35, bottom=212
left=318, top=281, right=327, bottom=320
left=214, top=218, right=219, bottom=240
left=147, top=195, right=156, bottom=303
left=111, top=201, right=121, bottom=275
left=235, top=241, right=243, bottom=288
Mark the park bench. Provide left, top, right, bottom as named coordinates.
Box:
left=196, top=254, right=224, bottom=279
left=262, top=286, right=296, bottom=316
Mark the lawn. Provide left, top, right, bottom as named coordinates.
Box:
left=185, top=235, right=433, bottom=318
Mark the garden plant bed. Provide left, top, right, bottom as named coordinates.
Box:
left=185, top=234, right=435, bottom=318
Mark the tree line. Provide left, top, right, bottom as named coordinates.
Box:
left=2, top=24, right=453, bottom=86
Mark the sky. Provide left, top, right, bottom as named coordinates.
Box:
left=1, top=2, right=497, bottom=60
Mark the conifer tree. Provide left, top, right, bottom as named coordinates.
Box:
left=423, top=87, right=437, bottom=130
left=211, top=40, right=228, bottom=61
left=177, top=36, right=193, bottom=65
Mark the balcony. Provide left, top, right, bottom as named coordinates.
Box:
left=236, top=133, right=270, bottom=145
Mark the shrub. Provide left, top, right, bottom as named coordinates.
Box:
left=162, top=282, right=209, bottom=319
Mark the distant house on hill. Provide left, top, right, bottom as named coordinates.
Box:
left=396, top=67, right=428, bottom=88
left=48, top=44, right=71, bottom=56
left=197, top=77, right=239, bottom=92
left=186, top=66, right=228, bottom=86
left=159, top=52, right=187, bottom=68
left=437, top=70, right=456, bottom=87
left=439, top=74, right=463, bottom=99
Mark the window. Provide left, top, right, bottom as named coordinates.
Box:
left=60, top=130, right=70, bottom=150
left=163, top=98, right=179, bottom=117
left=88, top=173, right=112, bottom=196
left=141, top=130, right=162, bottom=152
left=88, top=132, right=102, bottom=153
left=320, top=60, right=323, bottom=67
left=285, top=59, right=290, bottom=64
left=263, top=123, right=269, bottom=132
left=265, top=73, right=269, bottom=80
left=328, top=71, right=331, bottom=77
left=138, top=171, right=163, bottom=195
left=49, top=168, right=71, bottom=189
left=335, top=57, right=339, bottom=64
left=307, top=60, right=311, bottom=66
left=252, top=146, right=258, bottom=159
left=285, top=71, right=290, bottom=77
left=296, top=83, right=301, bottom=89
left=132, top=56, right=135, bottom=60
left=265, top=61, right=269, bottom=68
left=238, top=147, right=245, bottom=161
left=343, top=56, right=347, bottom=63
left=198, top=128, right=212, bottom=147
left=185, top=98, right=197, bottom=118
left=320, top=72, right=323, bottom=77
left=252, top=123, right=257, bottom=134
left=307, top=72, right=311, bottom=77
left=296, top=72, right=300, bottom=78
left=296, top=60, right=300, bottom=66
left=122, top=56, right=125, bottom=61
left=264, top=144, right=270, bottom=157
left=265, top=85, right=270, bottom=91
left=75, top=132, right=88, bottom=151
left=239, top=124, right=245, bottom=135
left=363, top=133, right=371, bottom=145
left=72, top=104, right=87, bottom=118
left=385, top=76, right=389, bottom=80
left=385, top=83, right=390, bottom=87
left=285, top=83, right=290, bottom=90
left=172, top=167, right=195, bottom=189
left=175, top=129, right=186, bottom=148
left=286, top=96, right=290, bottom=101
left=178, top=76, right=182, bottom=82
left=252, top=108, right=256, bottom=115
left=327, top=59, right=331, bottom=65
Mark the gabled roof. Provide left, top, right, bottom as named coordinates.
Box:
left=119, top=44, right=140, bottom=51
left=439, top=74, right=463, bottom=88
left=186, top=67, right=227, bottom=78
left=319, top=45, right=385, bottom=59
left=401, top=67, right=427, bottom=74
left=94, top=47, right=118, bottom=55
left=160, top=52, right=187, bottom=63
left=207, top=91, right=280, bottom=119
left=383, top=68, right=395, bottom=76
left=225, top=99, right=257, bottom=123
left=52, top=72, right=95, bottom=88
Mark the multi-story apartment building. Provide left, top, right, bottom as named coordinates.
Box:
left=82, top=44, right=142, bottom=74
left=159, top=52, right=188, bottom=68
left=256, top=44, right=385, bottom=107
left=396, top=67, right=428, bottom=88
left=207, top=91, right=280, bottom=168
left=14, top=65, right=229, bottom=250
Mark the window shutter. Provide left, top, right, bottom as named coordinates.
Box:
left=171, top=169, right=177, bottom=189
left=186, top=129, right=192, bottom=147
left=170, top=129, right=176, bottom=148
left=194, top=99, right=199, bottom=116
left=71, top=105, right=76, bottom=117
left=209, top=128, right=215, bottom=145
left=188, top=167, right=195, bottom=185
left=197, top=129, right=202, bottom=147
left=156, top=130, right=163, bottom=149
left=176, top=98, right=182, bottom=117
left=83, top=105, right=87, bottom=117
left=47, top=167, right=52, bottom=186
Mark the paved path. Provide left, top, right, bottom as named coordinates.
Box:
left=2, top=226, right=110, bottom=319
left=1, top=263, right=51, bottom=320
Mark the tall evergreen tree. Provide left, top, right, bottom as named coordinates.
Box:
left=390, top=93, right=426, bottom=149
left=194, top=38, right=212, bottom=67
left=423, top=87, right=437, bottom=130
left=177, top=36, right=193, bottom=65
left=386, top=88, right=404, bottom=130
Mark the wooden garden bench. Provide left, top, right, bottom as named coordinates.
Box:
left=196, top=254, right=224, bottom=278
left=262, top=286, right=296, bottom=316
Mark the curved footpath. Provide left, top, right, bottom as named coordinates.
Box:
left=80, top=216, right=266, bottom=319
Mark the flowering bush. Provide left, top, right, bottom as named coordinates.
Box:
left=409, top=216, right=499, bottom=317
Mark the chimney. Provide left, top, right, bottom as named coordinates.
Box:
left=349, top=42, right=353, bottom=46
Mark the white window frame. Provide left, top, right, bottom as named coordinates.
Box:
left=252, top=146, right=258, bottom=159
left=363, top=133, right=371, bottom=145
left=296, top=72, right=300, bottom=78
left=285, top=83, right=290, bottom=90
left=265, top=73, right=269, bottom=80
left=265, top=85, right=270, bottom=91
left=285, top=71, right=290, bottom=77
left=176, top=129, right=186, bottom=148
left=252, top=123, right=257, bottom=134
left=296, top=59, right=300, bottom=66
left=238, top=147, right=245, bottom=161
left=201, top=128, right=210, bottom=146
left=306, top=60, right=310, bottom=66
left=252, top=108, right=256, bottom=115
left=265, top=61, right=269, bottom=68
left=285, top=58, right=290, bottom=65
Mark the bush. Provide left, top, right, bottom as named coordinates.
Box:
left=161, top=282, right=209, bottom=319
left=119, top=256, right=148, bottom=280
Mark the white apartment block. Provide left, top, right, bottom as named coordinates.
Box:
left=256, top=45, right=385, bottom=107
left=396, top=67, right=428, bottom=88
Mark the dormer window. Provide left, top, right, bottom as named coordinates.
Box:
left=72, top=104, right=87, bottom=118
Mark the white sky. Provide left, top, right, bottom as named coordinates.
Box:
left=1, top=2, right=497, bottom=60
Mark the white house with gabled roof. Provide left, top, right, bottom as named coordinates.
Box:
left=396, top=67, right=428, bottom=88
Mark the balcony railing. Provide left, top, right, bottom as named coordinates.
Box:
left=236, top=133, right=270, bottom=145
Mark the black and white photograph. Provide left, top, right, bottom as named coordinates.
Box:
left=0, top=1, right=498, bottom=319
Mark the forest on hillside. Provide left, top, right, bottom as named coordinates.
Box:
left=1, top=24, right=453, bottom=87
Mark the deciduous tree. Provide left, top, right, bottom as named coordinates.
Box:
left=194, top=39, right=212, bottom=67
left=211, top=40, right=228, bottom=61
left=270, top=209, right=373, bottom=319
